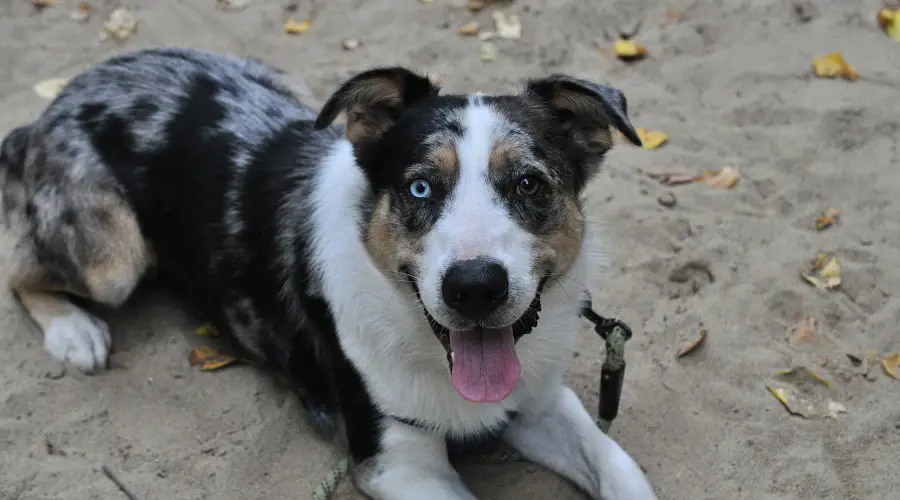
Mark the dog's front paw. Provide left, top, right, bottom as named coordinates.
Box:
left=44, top=310, right=111, bottom=373
left=596, top=450, right=658, bottom=500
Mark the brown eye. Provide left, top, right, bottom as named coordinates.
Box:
left=516, top=175, right=543, bottom=196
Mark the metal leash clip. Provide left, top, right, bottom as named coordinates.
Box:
left=579, top=297, right=633, bottom=434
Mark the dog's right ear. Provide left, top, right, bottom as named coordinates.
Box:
left=314, top=67, right=439, bottom=146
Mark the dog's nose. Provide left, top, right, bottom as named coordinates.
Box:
left=441, top=258, right=509, bottom=321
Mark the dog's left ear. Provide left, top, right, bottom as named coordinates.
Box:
left=521, top=75, right=642, bottom=150
left=314, top=67, right=439, bottom=147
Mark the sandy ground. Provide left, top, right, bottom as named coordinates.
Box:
left=2, top=0, right=900, bottom=499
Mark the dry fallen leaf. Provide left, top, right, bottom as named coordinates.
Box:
left=70, top=2, right=92, bottom=23
left=790, top=316, right=820, bottom=346
left=878, top=9, right=900, bottom=41
left=812, top=53, right=859, bottom=81
left=700, top=166, right=741, bottom=189
left=815, top=208, right=840, bottom=230
left=196, top=324, right=219, bottom=337
left=32, top=0, right=56, bottom=7
left=775, top=366, right=834, bottom=388
left=767, top=386, right=843, bottom=418
left=801, top=252, right=842, bottom=290
left=882, top=353, right=900, bottom=380
left=664, top=9, right=686, bottom=23
left=467, top=0, right=486, bottom=11
left=479, top=41, right=499, bottom=62
left=636, top=128, right=668, bottom=149
left=492, top=12, right=522, bottom=40
left=103, top=7, right=138, bottom=41
left=644, top=169, right=700, bottom=186
left=189, top=346, right=237, bottom=371
left=217, top=0, right=254, bottom=11
left=284, top=17, right=312, bottom=35
left=459, top=22, right=480, bottom=37
left=33, top=78, right=69, bottom=100
left=675, top=328, right=707, bottom=358
left=613, top=39, right=648, bottom=61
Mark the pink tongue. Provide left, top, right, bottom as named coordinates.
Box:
left=449, top=326, right=521, bottom=403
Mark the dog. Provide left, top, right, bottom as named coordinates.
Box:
left=0, top=48, right=657, bottom=500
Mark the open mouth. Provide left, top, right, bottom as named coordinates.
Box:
left=405, top=270, right=547, bottom=404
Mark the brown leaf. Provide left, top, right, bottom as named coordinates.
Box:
left=32, top=0, right=56, bottom=7
left=70, top=2, right=92, bottom=23
left=189, top=346, right=219, bottom=366
left=767, top=386, right=844, bottom=418
left=664, top=9, right=686, bottom=23
left=459, top=22, right=480, bottom=37
left=644, top=169, right=700, bottom=186
left=789, top=316, right=819, bottom=346
left=676, top=328, right=707, bottom=358
left=467, top=0, right=486, bottom=12
left=815, top=208, right=840, bottom=230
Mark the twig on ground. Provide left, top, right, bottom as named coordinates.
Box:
left=102, top=465, right=140, bottom=500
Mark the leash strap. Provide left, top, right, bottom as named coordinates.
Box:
left=579, top=300, right=632, bottom=433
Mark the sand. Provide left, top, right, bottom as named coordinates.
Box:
left=2, top=0, right=900, bottom=499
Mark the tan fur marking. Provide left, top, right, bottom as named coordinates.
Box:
left=365, top=193, right=424, bottom=275
left=488, top=139, right=517, bottom=176
left=82, top=201, right=151, bottom=306
left=426, top=145, right=459, bottom=178
left=548, top=88, right=614, bottom=151
left=366, top=193, right=400, bottom=271
left=534, top=198, right=585, bottom=274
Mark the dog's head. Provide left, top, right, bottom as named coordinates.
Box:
left=315, top=68, right=640, bottom=404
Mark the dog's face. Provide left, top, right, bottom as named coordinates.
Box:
left=315, top=69, right=640, bottom=404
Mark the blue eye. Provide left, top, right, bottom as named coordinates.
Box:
left=409, top=179, right=432, bottom=199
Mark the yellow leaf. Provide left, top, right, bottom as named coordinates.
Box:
left=284, top=17, right=312, bottom=35
left=767, top=386, right=827, bottom=418
left=675, top=328, right=707, bottom=358
left=883, top=353, right=900, bottom=380
left=768, top=386, right=791, bottom=407
left=200, top=354, right=237, bottom=371
left=459, top=22, right=480, bottom=37
left=701, top=166, right=741, bottom=189
left=492, top=12, right=522, bottom=40
left=613, top=39, right=648, bottom=61
left=33, top=78, right=69, bottom=100
left=790, top=316, right=819, bottom=346
left=636, top=128, right=667, bottom=149
left=189, top=346, right=220, bottom=366
left=812, top=53, right=858, bottom=81
left=103, top=7, right=138, bottom=42
left=815, top=208, right=840, bottom=230
left=196, top=324, right=219, bottom=337
left=644, top=168, right=699, bottom=186
left=801, top=253, right=841, bottom=290
left=189, top=346, right=237, bottom=371
left=878, top=9, right=900, bottom=41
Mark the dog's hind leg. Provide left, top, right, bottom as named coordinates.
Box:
left=503, top=385, right=658, bottom=500
left=5, top=187, right=151, bottom=372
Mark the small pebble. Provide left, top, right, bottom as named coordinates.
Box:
left=657, top=191, right=677, bottom=208
left=342, top=38, right=360, bottom=51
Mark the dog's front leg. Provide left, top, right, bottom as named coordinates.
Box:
left=504, top=385, right=658, bottom=500
left=353, top=418, right=478, bottom=500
